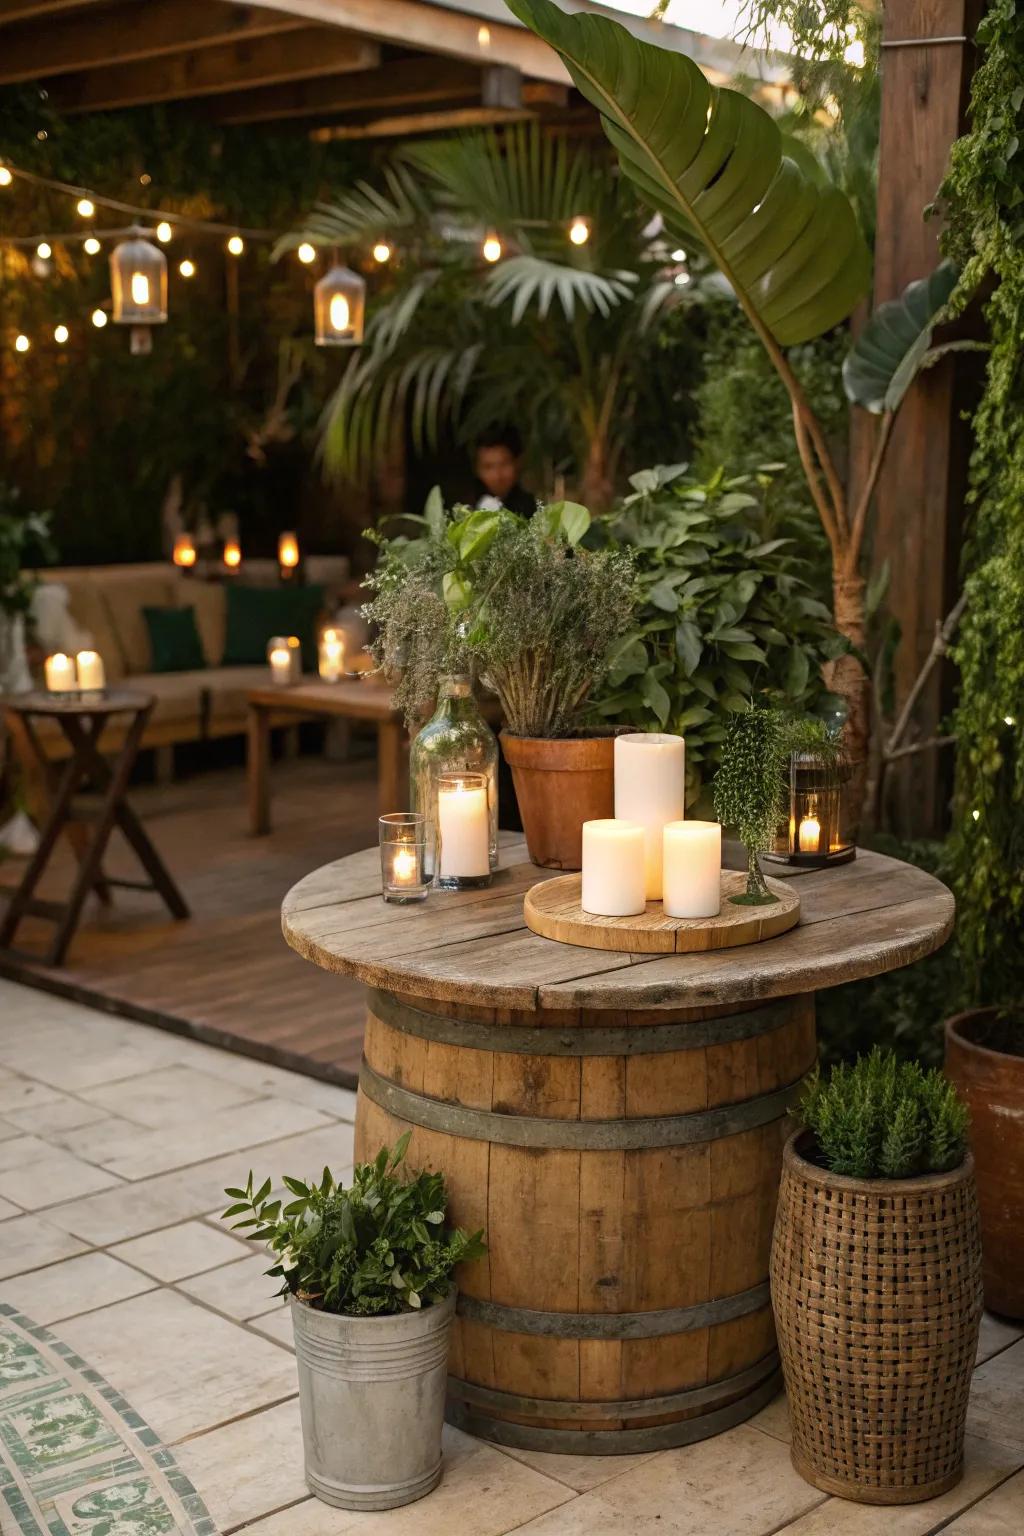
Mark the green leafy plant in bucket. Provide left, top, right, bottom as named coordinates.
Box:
left=796, top=1048, right=970, bottom=1179
left=222, top=1134, right=485, bottom=1315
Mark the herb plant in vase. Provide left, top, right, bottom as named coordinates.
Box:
left=222, top=1135, right=485, bottom=1512
left=771, top=1051, right=982, bottom=1503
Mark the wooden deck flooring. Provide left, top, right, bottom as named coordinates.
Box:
left=0, top=757, right=375, bottom=1086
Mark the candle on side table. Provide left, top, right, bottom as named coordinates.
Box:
left=663, top=820, right=721, bottom=919
left=581, top=818, right=646, bottom=916
left=614, top=733, right=685, bottom=899
left=318, top=628, right=345, bottom=682
left=267, top=635, right=300, bottom=687
left=75, top=650, right=105, bottom=692
left=44, top=652, right=76, bottom=693
left=437, top=772, right=490, bottom=888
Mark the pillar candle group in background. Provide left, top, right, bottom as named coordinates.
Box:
left=663, top=821, right=721, bottom=918
left=581, top=819, right=646, bottom=916
left=614, top=733, right=686, bottom=899
left=44, top=652, right=76, bottom=692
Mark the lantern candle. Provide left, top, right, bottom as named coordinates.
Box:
left=436, top=772, right=490, bottom=888
left=318, top=628, right=345, bottom=682
left=75, top=650, right=105, bottom=693
left=173, top=533, right=196, bottom=569
left=45, top=652, right=76, bottom=693
left=267, top=635, right=300, bottom=687
left=798, top=812, right=822, bottom=854
left=581, top=819, right=646, bottom=917
left=278, top=531, right=299, bottom=577
left=614, top=732, right=686, bottom=899
left=662, top=821, right=721, bottom=919
left=223, top=538, right=241, bottom=571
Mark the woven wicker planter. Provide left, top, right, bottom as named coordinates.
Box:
left=770, top=1132, right=983, bottom=1504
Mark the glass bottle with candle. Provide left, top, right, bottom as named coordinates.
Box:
left=435, top=772, right=492, bottom=890
left=410, top=675, right=498, bottom=878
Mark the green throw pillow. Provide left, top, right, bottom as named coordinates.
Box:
left=222, top=583, right=324, bottom=671
left=143, top=605, right=206, bottom=673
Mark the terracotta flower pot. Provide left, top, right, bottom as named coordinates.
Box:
left=500, top=732, right=614, bottom=870
left=945, top=1007, right=1024, bottom=1319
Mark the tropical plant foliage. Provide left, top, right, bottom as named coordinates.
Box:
left=842, top=261, right=963, bottom=414
left=221, top=1135, right=485, bottom=1316
left=594, top=463, right=843, bottom=803
left=797, top=1047, right=970, bottom=1179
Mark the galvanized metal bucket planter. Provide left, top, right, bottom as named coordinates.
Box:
left=291, top=1286, right=456, bottom=1511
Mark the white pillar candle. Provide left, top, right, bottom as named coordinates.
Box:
left=581, top=818, right=646, bottom=917
left=75, top=650, right=105, bottom=691
left=45, top=652, right=76, bottom=692
left=318, top=630, right=345, bottom=682
left=268, top=645, right=292, bottom=687
left=663, top=820, right=722, bottom=919
left=614, top=733, right=686, bottom=900
left=438, top=777, right=489, bottom=879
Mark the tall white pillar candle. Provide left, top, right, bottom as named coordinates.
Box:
left=662, top=820, right=722, bottom=919
left=268, top=645, right=292, bottom=687
left=75, top=650, right=105, bottom=691
left=614, top=733, right=686, bottom=899
left=438, top=776, right=490, bottom=879
left=581, top=818, right=646, bottom=917
left=45, top=652, right=76, bottom=692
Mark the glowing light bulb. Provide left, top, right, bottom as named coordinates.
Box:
left=971, top=809, right=981, bottom=822
left=83, top=236, right=100, bottom=255
left=0, top=166, right=12, bottom=187
left=328, top=292, right=350, bottom=332
left=156, top=220, right=172, bottom=243
left=54, top=324, right=69, bottom=344
left=178, top=258, right=195, bottom=278
left=671, top=248, right=687, bottom=262
left=227, top=234, right=244, bottom=256
left=372, top=241, right=392, bottom=264
left=91, top=308, right=108, bottom=328
left=14, top=333, right=30, bottom=353
left=482, top=232, right=502, bottom=263
left=36, top=241, right=51, bottom=259
left=297, top=241, right=316, bottom=264
left=1004, top=715, right=1015, bottom=726
left=76, top=197, right=95, bottom=218
left=569, top=216, right=590, bottom=246
left=674, top=271, right=691, bottom=286
left=478, top=23, right=491, bottom=46
left=130, top=271, right=150, bottom=306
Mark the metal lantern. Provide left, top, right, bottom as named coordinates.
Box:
left=110, top=231, right=167, bottom=354
left=313, top=263, right=365, bottom=347
left=766, top=751, right=856, bottom=869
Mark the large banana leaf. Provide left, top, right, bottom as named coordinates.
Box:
left=842, top=261, right=958, bottom=414
left=506, top=0, right=870, bottom=345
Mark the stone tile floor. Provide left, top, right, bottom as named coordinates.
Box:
left=0, top=976, right=1021, bottom=1535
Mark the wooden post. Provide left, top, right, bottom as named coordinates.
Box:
left=863, top=0, right=984, bottom=834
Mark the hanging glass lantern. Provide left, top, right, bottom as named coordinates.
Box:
left=313, top=263, right=365, bottom=346
left=110, top=230, right=167, bottom=354
left=410, top=675, right=498, bottom=879
left=766, top=750, right=856, bottom=869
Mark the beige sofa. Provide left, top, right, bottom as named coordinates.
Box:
left=26, top=558, right=349, bottom=765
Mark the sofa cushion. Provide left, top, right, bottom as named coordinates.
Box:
left=128, top=672, right=206, bottom=728
left=203, top=664, right=281, bottom=723
left=99, top=571, right=179, bottom=674
left=143, top=605, right=206, bottom=673
left=182, top=580, right=226, bottom=667
left=222, top=583, right=324, bottom=671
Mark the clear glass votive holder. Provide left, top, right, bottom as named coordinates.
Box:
left=435, top=771, right=492, bottom=891
left=379, top=813, right=429, bottom=904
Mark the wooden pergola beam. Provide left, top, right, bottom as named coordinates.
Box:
left=48, top=27, right=381, bottom=112
left=0, top=0, right=100, bottom=22
left=211, top=54, right=482, bottom=124
left=0, top=1, right=303, bottom=81
left=310, top=104, right=536, bottom=141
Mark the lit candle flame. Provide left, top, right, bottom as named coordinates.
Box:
left=798, top=814, right=822, bottom=854
left=329, top=293, right=350, bottom=332
left=130, top=271, right=150, bottom=306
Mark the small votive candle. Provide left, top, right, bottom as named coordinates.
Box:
left=75, top=650, right=105, bottom=693
left=223, top=538, right=241, bottom=570
left=173, top=533, right=196, bottom=568
left=581, top=818, right=646, bottom=917
left=380, top=813, right=429, bottom=904
left=45, top=652, right=76, bottom=692
left=318, top=627, right=345, bottom=682
left=278, top=531, right=299, bottom=576
left=662, top=820, right=722, bottom=919
left=267, top=635, right=301, bottom=686
left=798, top=812, right=822, bottom=854
left=436, top=772, right=491, bottom=889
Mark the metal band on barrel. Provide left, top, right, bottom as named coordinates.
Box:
left=455, top=1281, right=770, bottom=1339
left=358, top=1059, right=805, bottom=1150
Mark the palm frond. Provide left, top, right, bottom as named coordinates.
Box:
left=277, top=164, right=428, bottom=257
left=485, top=255, right=635, bottom=321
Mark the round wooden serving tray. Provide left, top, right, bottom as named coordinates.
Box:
left=524, top=871, right=800, bottom=954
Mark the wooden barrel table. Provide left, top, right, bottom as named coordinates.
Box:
left=283, top=843, right=954, bottom=1456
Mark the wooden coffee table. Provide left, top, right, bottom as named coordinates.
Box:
left=247, top=678, right=407, bottom=832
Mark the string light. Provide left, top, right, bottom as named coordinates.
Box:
left=0, top=166, right=11, bottom=188
left=568, top=216, right=590, bottom=246
left=972, top=809, right=981, bottom=822
left=1005, top=715, right=1016, bottom=726
left=226, top=234, right=244, bottom=256
left=156, top=220, right=172, bottom=243
left=83, top=236, right=100, bottom=255
left=178, top=258, right=196, bottom=278
left=14, top=333, right=30, bottom=352
left=91, top=308, right=108, bottom=328
left=76, top=197, right=95, bottom=218
left=36, top=241, right=51, bottom=259
left=674, top=271, right=691, bottom=286
left=482, top=232, right=502, bottom=263
left=54, top=324, right=69, bottom=344
left=297, top=242, right=316, bottom=264
left=372, top=241, right=392, bottom=264
left=671, top=248, right=687, bottom=261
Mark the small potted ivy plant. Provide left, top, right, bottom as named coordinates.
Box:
left=222, top=1135, right=484, bottom=1512
left=770, top=1050, right=982, bottom=1504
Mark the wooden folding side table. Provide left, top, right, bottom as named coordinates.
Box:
left=0, top=690, right=189, bottom=967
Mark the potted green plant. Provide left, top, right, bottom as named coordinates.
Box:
left=0, top=487, right=54, bottom=695
left=364, top=496, right=636, bottom=868
left=945, top=1008, right=1024, bottom=1318
left=222, top=1135, right=485, bottom=1512
left=770, top=1050, right=982, bottom=1504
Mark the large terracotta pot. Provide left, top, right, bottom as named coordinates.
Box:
left=500, top=732, right=613, bottom=870
left=945, top=1008, right=1024, bottom=1319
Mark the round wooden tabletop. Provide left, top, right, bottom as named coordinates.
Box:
left=1, top=689, right=153, bottom=717
left=282, top=839, right=955, bottom=1013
